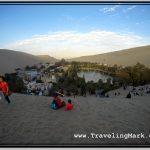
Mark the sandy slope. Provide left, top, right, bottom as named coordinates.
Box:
left=0, top=49, right=58, bottom=74
left=69, top=45, right=150, bottom=67
left=0, top=90, right=150, bottom=146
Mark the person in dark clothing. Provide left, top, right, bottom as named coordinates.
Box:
left=126, top=92, right=131, bottom=99
left=106, top=94, right=109, bottom=98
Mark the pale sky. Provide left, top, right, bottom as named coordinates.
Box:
left=0, top=4, right=150, bottom=59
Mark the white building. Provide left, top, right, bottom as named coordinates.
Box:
left=25, top=70, right=38, bottom=81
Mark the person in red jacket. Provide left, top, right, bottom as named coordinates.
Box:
left=65, top=99, right=74, bottom=111
left=0, top=76, right=11, bottom=104
left=53, top=93, right=65, bottom=109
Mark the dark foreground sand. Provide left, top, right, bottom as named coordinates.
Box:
left=0, top=89, right=150, bottom=146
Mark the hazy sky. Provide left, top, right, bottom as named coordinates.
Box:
left=0, top=4, right=150, bottom=59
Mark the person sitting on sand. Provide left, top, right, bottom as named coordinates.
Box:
left=105, top=93, right=109, bottom=98
left=123, top=85, right=127, bottom=90
left=65, top=99, right=74, bottom=111
left=51, top=93, right=65, bottom=110
left=0, top=76, right=11, bottom=104
left=51, top=98, right=59, bottom=110
left=126, top=92, right=131, bottom=99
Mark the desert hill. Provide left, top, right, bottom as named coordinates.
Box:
left=69, top=45, right=150, bottom=67
left=0, top=49, right=58, bottom=74
left=37, top=55, right=57, bottom=63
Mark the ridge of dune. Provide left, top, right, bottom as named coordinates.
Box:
left=69, top=45, right=150, bottom=67
left=0, top=49, right=58, bottom=74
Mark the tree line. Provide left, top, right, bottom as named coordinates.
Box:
left=48, top=61, right=150, bottom=96
left=3, top=60, right=150, bottom=96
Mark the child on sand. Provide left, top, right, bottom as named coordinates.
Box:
left=65, top=99, right=74, bottom=111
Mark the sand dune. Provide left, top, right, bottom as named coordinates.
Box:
left=1, top=45, right=150, bottom=74
left=69, top=45, right=150, bottom=67
left=0, top=86, right=150, bottom=146
left=0, top=49, right=58, bottom=74
left=36, top=55, right=58, bottom=64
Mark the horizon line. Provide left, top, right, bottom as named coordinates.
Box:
left=1, top=44, right=149, bottom=60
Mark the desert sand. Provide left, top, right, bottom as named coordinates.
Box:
left=0, top=86, right=150, bottom=146
left=0, top=49, right=58, bottom=74
left=69, top=45, right=150, bottom=67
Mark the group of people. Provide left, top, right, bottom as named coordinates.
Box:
left=115, top=92, right=120, bottom=96
left=0, top=76, right=74, bottom=111
left=51, top=92, right=74, bottom=111
left=126, top=86, right=150, bottom=99
left=0, top=76, right=11, bottom=104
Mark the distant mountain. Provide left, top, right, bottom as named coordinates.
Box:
left=37, top=55, right=57, bottom=63
left=0, top=49, right=58, bottom=74
left=69, top=45, right=150, bottom=67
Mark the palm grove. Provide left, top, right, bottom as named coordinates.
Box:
left=3, top=59, right=150, bottom=96
left=48, top=61, right=150, bottom=97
